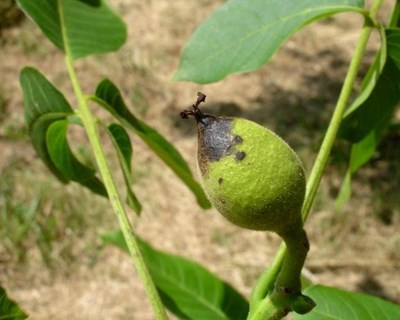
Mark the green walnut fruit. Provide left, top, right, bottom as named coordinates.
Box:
left=182, top=93, right=315, bottom=314
left=181, top=93, right=306, bottom=234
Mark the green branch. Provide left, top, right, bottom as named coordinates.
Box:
left=248, top=0, right=384, bottom=319
left=65, top=49, right=169, bottom=320
left=57, top=3, right=168, bottom=320
left=302, top=0, right=383, bottom=221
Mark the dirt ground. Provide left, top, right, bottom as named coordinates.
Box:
left=0, top=0, right=399, bottom=319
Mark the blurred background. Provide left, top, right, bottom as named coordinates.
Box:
left=0, top=0, right=399, bottom=318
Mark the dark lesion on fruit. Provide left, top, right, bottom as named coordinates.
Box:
left=218, top=177, right=224, bottom=185
left=219, top=197, right=226, bottom=204
left=181, top=92, right=245, bottom=174
left=199, top=117, right=233, bottom=162
left=199, top=123, right=247, bottom=164
left=235, top=151, right=246, bottom=161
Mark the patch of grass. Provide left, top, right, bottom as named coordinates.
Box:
left=1, top=114, right=28, bottom=141
left=0, top=157, right=111, bottom=268
left=0, top=87, right=28, bottom=141
left=0, top=160, right=49, bottom=263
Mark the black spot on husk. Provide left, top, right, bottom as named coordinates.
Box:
left=233, top=135, right=243, bottom=144
left=235, top=151, right=246, bottom=161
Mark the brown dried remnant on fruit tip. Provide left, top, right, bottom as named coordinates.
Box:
left=179, top=92, right=206, bottom=120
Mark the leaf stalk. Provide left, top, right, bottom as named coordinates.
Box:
left=248, top=0, right=384, bottom=318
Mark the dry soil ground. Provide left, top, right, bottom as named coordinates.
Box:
left=0, top=1, right=399, bottom=319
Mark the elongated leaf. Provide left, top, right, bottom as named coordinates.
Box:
left=341, top=26, right=400, bottom=143
left=101, top=230, right=249, bottom=320
left=93, top=79, right=211, bottom=209
left=106, top=123, right=142, bottom=215
left=17, top=0, right=126, bottom=60
left=20, top=67, right=107, bottom=196
left=336, top=125, right=387, bottom=208
left=340, top=56, right=400, bottom=143
left=20, top=67, right=73, bottom=127
left=344, top=26, right=387, bottom=118
left=348, top=130, right=377, bottom=172
left=335, top=169, right=352, bottom=208
left=387, top=28, right=400, bottom=70
left=335, top=132, right=377, bottom=207
left=336, top=131, right=377, bottom=207
left=293, top=285, right=400, bottom=319
left=20, top=67, right=73, bottom=182
left=0, top=286, right=28, bottom=320
left=30, top=113, right=72, bottom=182
left=46, top=120, right=107, bottom=196
left=108, top=124, right=133, bottom=166
left=174, top=0, right=365, bottom=83
left=336, top=26, right=395, bottom=207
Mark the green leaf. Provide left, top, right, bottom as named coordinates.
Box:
left=389, top=2, right=400, bottom=28
left=336, top=27, right=397, bottom=207
left=348, top=130, right=377, bottom=173
left=335, top=169, right=352, bottom=208
left=17, top=0, right=126, bottom=60
left=101, top=230, right=249, bottom=320
left=47, top=120, right=107, bottom=196
left=92, top=79, right=211, bottom=209
left=174, top=0, right=365, bottom=84
left=108, top=123, right=133, bottom=166
left=20, top=67, right=73, bottom=128
left=340, top=44, right=400, bottom=143
left=20, top=67, right=73, bottom=182
left=0, top=286, right=28, bottom=320
left=387, top=28, right=400, bottom=70
left=105, top=123, right=142, bottom=215
left=20, top=67, right=107, bottom=196
left=292, top=285, right=400, bottom=320
left=336, top=127, right=384, bottom=208
left=343, top=26, right=387, bottom=119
